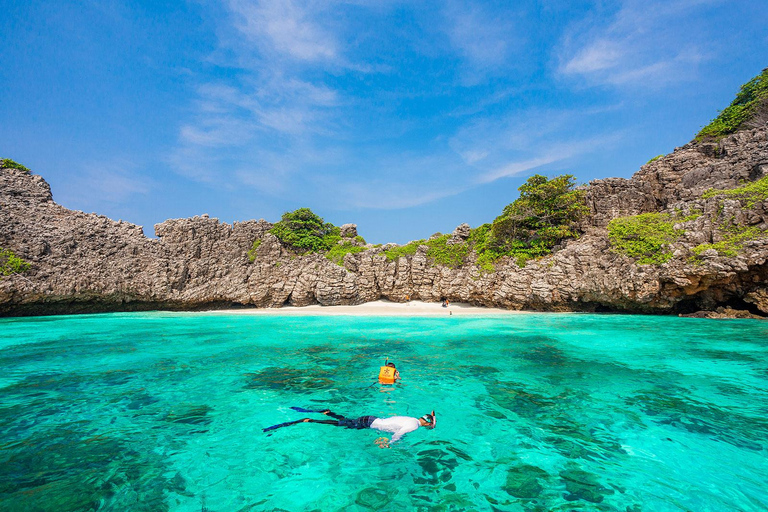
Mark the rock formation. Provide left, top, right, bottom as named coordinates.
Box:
left=1, top=125, right=766, bottom=317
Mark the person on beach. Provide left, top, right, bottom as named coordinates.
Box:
left=378, top=360, right=400, bottom=384
left=264, top=408, right=436, bottom=448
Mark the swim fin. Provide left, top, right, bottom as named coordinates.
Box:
left=289, top=406, right=318, bottom=413
left=263, top=419, right=305, bottom=433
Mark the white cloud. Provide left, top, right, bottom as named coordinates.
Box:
left=448, top=104, right=627, bottom=186
left=167, top=1, right=631, bottom=214
left=225, top=0, right=339, bottom=63
left=558, top=0, right=720, bottom=87
left=562, top=39, right=623, bottom=74
left=477, top=155, right=564, bottom=184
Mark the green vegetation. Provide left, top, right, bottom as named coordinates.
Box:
left=687, top=177, right=768, bottom=261
left=0, top=248, right=31, bottom=275
left=269, top=208, right=341, bottom=253
left=326, top=241, right=368, bottom=266
left=383, top=235, right=470, bottom=268
left=696, top=68, right=768, bottom=140
left=468, top=224, right=503, bottom=272
left=607, top=213, right=683, bottom=265
left=484, top=174, right=589, bottom=266
left=691, top=226, right=765, bottom=259
left=702, top=175, right=768, bottom=208
left=384, top=240, right=424, bottom=261
left=382, top=175, right=588, bottom=270
left=646, top=155, right=664, bottom=164
left=262, top=175, right=587, bottom=271
left=247, top=240, right=262, bottom=262
left=425, top=235, right=470, bottom=268
left=608, top=177, right=768, bottom=265
left=252, top=208, right=370, bottom=266
left=0, top=158, right=30, bottom=173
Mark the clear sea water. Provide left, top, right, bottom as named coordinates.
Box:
left=1, top=312, right=767, bottom=512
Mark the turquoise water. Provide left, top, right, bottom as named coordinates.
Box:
left=1, top=312, right=767, bottom=511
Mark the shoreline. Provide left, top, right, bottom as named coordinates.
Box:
left=212, top=300, right=523, bottom=317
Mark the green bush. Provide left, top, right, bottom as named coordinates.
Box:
left=468, top=224, right=503, bottom=272
left=607, top=213, right=682, bottom=265
left=424, top=235, right=470, bottom=268
left=269, top=208, right=340, bottom=254
left=382, top=235, right=471, bottom=268
left=0, top=248, right=31, bottom=275
left=384, top=240, right=424, bottom=261
left=326, top=241, right=367, bottom=266
left=247, top=240, right=262, bottom=262
left=697, top=68, right=768, bottom=140
left=691, top=225, right=766, bottom=259
left=702, top=176, right=768, bottom=208
left=486, top=174, right=588, bottom=266
left=1, top=158, right=30, bottom=173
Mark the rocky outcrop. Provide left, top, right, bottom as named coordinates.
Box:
left=340, top=224, right=358, bottom=238
left=1, top=126, right=767, bottom=317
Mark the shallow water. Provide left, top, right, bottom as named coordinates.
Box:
left=1, top=312, right=766, bottom=511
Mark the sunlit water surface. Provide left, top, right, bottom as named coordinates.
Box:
left=1, top=312, right=767, bottom=511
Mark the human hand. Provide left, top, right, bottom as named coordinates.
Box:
left=374, top=437, right=390, bottom=449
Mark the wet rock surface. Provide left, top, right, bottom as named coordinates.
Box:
left=1, top=127, right=767, bottom=316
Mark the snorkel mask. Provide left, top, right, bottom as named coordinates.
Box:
left=420, top=410, right=436, bottom=429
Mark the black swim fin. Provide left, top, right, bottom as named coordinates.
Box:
left=263, top=419, right=306, bottom=433
left=289, top=406, right=318, bottom=413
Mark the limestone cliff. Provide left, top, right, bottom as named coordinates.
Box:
left=1, top=126, right=767, bottom=317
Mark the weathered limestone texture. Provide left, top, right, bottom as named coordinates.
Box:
left=1, top=126, right=766, bottom=316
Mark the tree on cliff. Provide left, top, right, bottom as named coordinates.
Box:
left=269, top=208, right=340, bottom=253
left=484, top=174, right=588, bottom=264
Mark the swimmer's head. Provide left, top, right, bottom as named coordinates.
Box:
left=385, top=362, right=396, bottom=368
left=420, top=411, right=436, bottom=429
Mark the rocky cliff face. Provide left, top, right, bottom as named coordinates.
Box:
left=1, top=126, right=767, bottom=317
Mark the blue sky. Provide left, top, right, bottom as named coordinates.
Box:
left=2, top=0, right=767, bottom=244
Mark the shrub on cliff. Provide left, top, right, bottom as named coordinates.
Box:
left=0, top=248, right=31, bottom=275
left=247, top=240, right=262, bottom=262
left=326, top=241, right=367, bottom=266
left=1, top=158, right=31, bottom=173
left=484, top=174, right=588, bottom=266
left=702, top=175, right=768, bottom=207
left=697, top=68, right=768, bottom=141
left=384, top=240, right=424, bottom=261
left=269, top=208, right=340, bottom=253
left=383, top=235, right=470, bottom=268
left=608, top=213, right=682, bottom=265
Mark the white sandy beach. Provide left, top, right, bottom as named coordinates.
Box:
left=217, top=300, right=522, bottom=316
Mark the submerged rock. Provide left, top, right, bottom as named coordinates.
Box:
left=560, top=466, right=614, bottom=503
left=503, top=464, right=549, bottom=499
left=355, top=486, right=394, bottom=509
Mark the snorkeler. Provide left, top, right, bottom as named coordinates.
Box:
left=263, top=408, right=436, bottom=448
left=378, top=359, right=401, bottom=384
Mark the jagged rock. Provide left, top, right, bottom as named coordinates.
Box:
left=1, top=125, right=767, bottom=316
left=745, top=289, right=768, bottom=314
left=448, top=223, right=471, bottom=244
left=340, top=223, right=357, bottom=238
